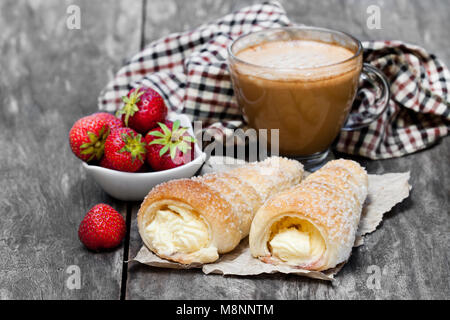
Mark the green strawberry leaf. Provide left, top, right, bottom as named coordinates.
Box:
left=116, top=88, right=143, bottom=126
left=119, top=146, right=127, bottom=153
left=135, top=87, right=145, bottom=99
left=159, top=122, right=171, bottom=136
left=80, top=142, right=91, bottom=149
left=147, top=119, right=196, bottom=161
left=159, top=144, right=169, bottom=157
left=148, top=138, right=167, bottom=145
left=183, top=136, right=196, bottom=143
left=87, top=131, right=98, bottom=143
left=172, top=120, right=180, bottom=132
left=80, top=147, right=94, bottom=155
left=169, top=144, right=177, bottom=159
left=121, top=132, right=131, bottom=142
left=148, top=130, right=165, bottom=138
left=117, top=130, right=147, bottom=162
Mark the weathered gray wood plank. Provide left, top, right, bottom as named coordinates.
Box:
left=142, top=0, right=450, bottom=64
left=282, top=0, right=450, bottom=63
left=126, top=0, right=449, bottom=299
left=0, top=0, right=142, bottom=299
left=126, top=139, right=449, bottom=300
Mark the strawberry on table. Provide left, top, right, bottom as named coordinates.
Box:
left=145, top=120, right=196, bottom=171
left=78, top=204, right=126, bottom=251
left=69, top=115, right=110, bottom=162
left=104, top=127, right=147, bottom=172
left=92, top=112, right=123, bottom=130
left=116, top=87, right=168, bottom=134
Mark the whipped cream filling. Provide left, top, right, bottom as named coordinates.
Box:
left=269, top=218, right=325, bottom=265
left=146, top=205, right=218, bottom=261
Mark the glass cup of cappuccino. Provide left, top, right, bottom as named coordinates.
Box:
left=228, top=26, right=390, bottom=170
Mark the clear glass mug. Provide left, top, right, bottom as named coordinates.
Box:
left=227, top=26, right=390, bottom=169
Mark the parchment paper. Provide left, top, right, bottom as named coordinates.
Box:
left=132, top=157, right=411, bottom=281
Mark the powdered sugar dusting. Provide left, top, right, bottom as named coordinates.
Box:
left=143, top=156, right=304, bottom=263
left=227, top=156, right=304, bottom=203
left=197, top=156, right=303, bottom=238
left=262, top=159, right=368, bottom=267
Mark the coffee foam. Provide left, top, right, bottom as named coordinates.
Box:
left=234, top=40, right=359, bottom=81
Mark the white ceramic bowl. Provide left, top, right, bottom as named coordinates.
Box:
left=82, top=113, right=206, bottom=201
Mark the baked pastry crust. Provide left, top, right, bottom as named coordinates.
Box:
left=138, top=156, right=304, bottom=264
left=249, top=159, right=368, bottom=271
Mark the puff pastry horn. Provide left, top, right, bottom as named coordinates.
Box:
left=137, top=156, right=304, bottom=264
left=249, top=159, right=368, bottom=271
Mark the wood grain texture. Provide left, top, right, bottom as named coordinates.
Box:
left=280, top=0, right=450, bottom=63
left=0, top=0, right=448, bottom=300
left=126, top=138, right=449, bottom=300
left=126, top=0, right=450, bottom=300
left=142, top=0, right=450, bottom=64
left=0, top=0, right=142, bottom=299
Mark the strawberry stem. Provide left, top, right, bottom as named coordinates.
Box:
left=171, top=131, right=182, bottom=142
left=80, top=126, right=110, bottom=162
left=119, top=132, right=146, bottom=162
left=116, top=87, right=144, bottom=127
left=148, top=120, right=196, bottom=160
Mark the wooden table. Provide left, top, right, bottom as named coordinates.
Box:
left=0, top=0, right=448, bottom=300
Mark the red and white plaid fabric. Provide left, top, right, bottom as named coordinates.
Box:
left=98, top=1, right=450, bottom=159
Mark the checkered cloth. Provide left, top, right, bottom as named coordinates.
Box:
left=98, top=1, right=450, bottom=159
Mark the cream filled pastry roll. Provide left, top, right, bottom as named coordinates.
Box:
left=249, top=159, right=368, bottom=271
left=137, top=156, right=304, bottom=264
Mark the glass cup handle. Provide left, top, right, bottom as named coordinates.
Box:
left=341, top=63, right=391, bottom=131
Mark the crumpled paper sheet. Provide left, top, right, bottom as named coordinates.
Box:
left=132, top=157, right=411, bottom=281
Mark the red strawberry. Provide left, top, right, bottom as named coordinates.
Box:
left=145, top=120, right=196, bottom=171
left=78, top=204, right=126, bottom=251
left=116, top=87, right=168, bottom=134
left=92, top=112, right=123, bottom=130
left=136, top=162, right=153, bottom=173
left=104, top=127, right=147, bottom=172
left=69, top=115, right=110, bottom=162
left=99, top=155, right=115, bottom=169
